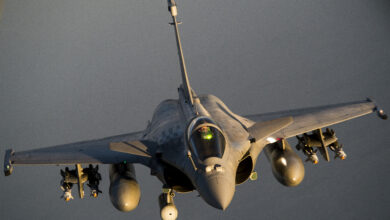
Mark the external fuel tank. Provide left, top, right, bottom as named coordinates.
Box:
left=265, top=139, right=305, bottom=187
left=109, top=163, right=141, bottom=212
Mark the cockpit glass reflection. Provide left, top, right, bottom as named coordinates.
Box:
left=188, top=119, right=226, bottom=160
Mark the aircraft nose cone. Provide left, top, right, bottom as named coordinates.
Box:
left=197, top=174, right=235, bottom=210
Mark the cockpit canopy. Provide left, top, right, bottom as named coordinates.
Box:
left=187, top=117, right=226, bottom=160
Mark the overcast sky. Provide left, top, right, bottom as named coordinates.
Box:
left=1, top=0, right=389, bottom=219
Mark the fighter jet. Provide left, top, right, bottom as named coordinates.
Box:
left=3, top=1, right=387, bottom=219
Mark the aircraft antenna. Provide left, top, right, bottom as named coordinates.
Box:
left=167, top=0, right=194, bottom=106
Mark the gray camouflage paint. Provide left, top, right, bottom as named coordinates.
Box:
left=1, top=0, right=389, bottom=219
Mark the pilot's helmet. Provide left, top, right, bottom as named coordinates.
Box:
left=198, top=126, right=213, bottom=140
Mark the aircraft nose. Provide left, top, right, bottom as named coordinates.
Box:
left=197, top=174, right=235, bottom=210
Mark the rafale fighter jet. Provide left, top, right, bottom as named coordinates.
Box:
left=3, top=1, right=387, bottom=219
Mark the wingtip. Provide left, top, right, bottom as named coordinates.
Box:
left=377, top=110, right=388, bottom=120
left=375, top=106, right=387, bottom=120
left=4, top=149, right=14, bottom=176
left=366, top=97, right=387, bottom=120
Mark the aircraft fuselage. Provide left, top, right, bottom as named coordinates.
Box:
left=143, top=93, right=261, bottom=209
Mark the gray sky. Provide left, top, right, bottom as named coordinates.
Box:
left=1, top=0, right=390, bottom=219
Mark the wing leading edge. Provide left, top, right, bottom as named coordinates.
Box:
left=245, top=98, right=386, bottom=139
left=4, top=131, right=153, bottom=176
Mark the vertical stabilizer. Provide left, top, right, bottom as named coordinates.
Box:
left=167, top=0, right=194, bottom=106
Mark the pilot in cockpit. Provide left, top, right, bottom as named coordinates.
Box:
left=198, top=126, right=213, bottom=140
left=188, top=118, right=226, bottom=160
